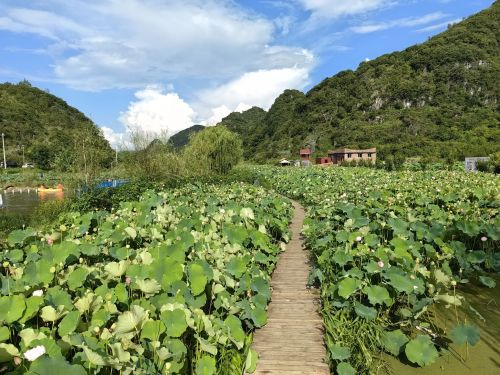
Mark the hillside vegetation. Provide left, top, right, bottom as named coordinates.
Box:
left=219, top=2, right=500, bottom=163
left=0, top=81, right=112, bottom=169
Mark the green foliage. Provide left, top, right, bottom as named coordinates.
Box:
left=0, top=183, right=292, bottom=374
left=184, top=126, right=243, bottom=175
left=217, top=3, right=499, bottom=162
left=253, top=165, right=499, bottom=373
left=0, top=81, right=113, bottom=173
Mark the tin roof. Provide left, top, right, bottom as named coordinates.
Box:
left=300, top=148, right=312, bottom=154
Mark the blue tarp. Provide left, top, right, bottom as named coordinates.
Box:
left=95, top=179, right=129, bottom=189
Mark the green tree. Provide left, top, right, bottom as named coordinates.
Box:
left=184, top=126, right=243, bottom=175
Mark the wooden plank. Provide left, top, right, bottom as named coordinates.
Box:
left=248, top=201, right=328, bottom=375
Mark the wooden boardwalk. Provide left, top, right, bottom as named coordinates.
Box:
left=250, top=201, right=329, bottom=375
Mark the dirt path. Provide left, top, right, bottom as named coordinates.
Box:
left=250, top=201, right=329, bottom=375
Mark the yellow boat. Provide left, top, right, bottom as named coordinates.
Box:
left=38, top=188, right=63, bottom=192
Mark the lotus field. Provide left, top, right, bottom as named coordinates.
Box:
left=0, top=183, right=292, bottom=374
left=256, top=167, right=499, bottom=374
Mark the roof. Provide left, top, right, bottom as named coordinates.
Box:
left=279, top=159, right=291, bottom=163
left=328, top=148, right=376, bottom=154
left=300, top=148, right=312, bottom=154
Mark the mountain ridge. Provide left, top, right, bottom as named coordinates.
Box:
left=217, top=2, right=499, bottom=162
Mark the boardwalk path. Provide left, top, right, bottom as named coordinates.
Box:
left=250, top=201, right=329, bottom=375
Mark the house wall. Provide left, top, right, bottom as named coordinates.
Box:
left=330, top=152, right=376, bottom=164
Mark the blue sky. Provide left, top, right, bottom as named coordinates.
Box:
left=0, top=0, right=493, bottom=147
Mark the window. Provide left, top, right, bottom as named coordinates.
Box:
left=347, top=153, right=352, bottom=158
left=368, top=153, right=372, bottom=157
left=358, top=153, right=362, bottom=157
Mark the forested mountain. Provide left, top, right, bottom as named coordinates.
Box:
left=219, top=2, right=500, bottom=163
left=0, top=81, right=112, bottom=168
left=168, top=125, right=205, bottom=149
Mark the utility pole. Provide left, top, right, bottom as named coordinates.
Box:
left=1, top=133, right=6, bottom=169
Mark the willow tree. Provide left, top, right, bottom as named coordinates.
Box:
left=184, top=126, right=243, bottom=175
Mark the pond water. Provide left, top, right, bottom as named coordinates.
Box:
left=0, top=189, right=65, bottom=215
left=384, top=275, right=500, bottom=374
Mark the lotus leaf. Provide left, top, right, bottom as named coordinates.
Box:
left=337, top=362, right=356, bottom=375
left=354, top=302, right=377, bottom=320
left=161, top=309, right=188, bottom=338
left=226, top=256, right=249, bottom=278
left=387, top=274, right=414, bottom=294
left=224, top=315, right=245, bottom=349
left=40, top=306, right=66, bottom=322
left=0, top=343, right=20, bottom=362
left=245, top=348, right=258, bottom=373
left=479, top=275, right=496, bottom=288
left=451, top=324, right=480, bottom=346
left=332, top=252, right=353, bottom=267
left=109, top=342, right=130, bottom=363
left=195, top=355, right=216, bottom=375
left=250, top=277, right=270, bottom=300
left=67, top=268, right=88, bottom=290
left=7, top=228, right=36, bottom=246
left=330, top=344, right=351, bottom=360
left=250, top=307, right=267, bottom=327
left=18, top=296, right=43, bottom=325
left=382, top=330, right=408, bottom=356
left=364, top=285, right=391, bottom=306
left=405, top=335, right=438, bottom=367
left=58, top=311, right=80, bottom=337
left=338, top=277, right=361, bottom=299
left=114, top=283, right=128, bottom=303
left=224, top=225, right=248, bottom=244
left=141, top=320, right=166, bottom=341
left=0, top=295, right=26, bottom=324
left=135, top=278, right=161, bottom=296
left=187, top=263, right=207, bottom=296
left=0, top=327, right=9, bottom=342
left=124, top=227, right=137, bottom=239
left=104, top=260, right=129, bottom=278
left=114, top=305, right=148, bottom=338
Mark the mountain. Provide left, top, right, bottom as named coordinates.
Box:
left=168, top=125, right=205, bottom=149
left=218, top=2, right=500, bottom=163
left=0, top=81, right=112, bottom=168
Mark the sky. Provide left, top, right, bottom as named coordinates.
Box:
left=0, top=0, right=494, bottom=148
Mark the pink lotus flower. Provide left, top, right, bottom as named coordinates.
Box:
left=377, top=260, right=384, bottom=268
left=14, top=357, right=22, bottom=366
left=47, top=238, right=53, bottom=246
left=481, top=236, right=487, bottom=242
left=24, top=345, right=46, bottom=361
left=125, top=276, right=132, bottom=285
left=355, top=236, right=363, bottom=242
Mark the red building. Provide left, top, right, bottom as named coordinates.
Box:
left=300, top=148, right=311, bottom=160
left=316, top=157, right=332, bottom=165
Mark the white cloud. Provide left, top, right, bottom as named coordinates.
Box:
left=0, top=0, right=313, bottom=91
left=197, top=67, right=310, bottom=124
left=416, top=18, right=461, bottom=33
left=100, top=126, right=126, bottom=149
left=120, top=85, right=196, bottom=136
left=350, top=12, right=448, bottom=33
left=299, top=0, right=392, bottom=19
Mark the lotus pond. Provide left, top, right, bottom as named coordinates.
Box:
left=0, top=183, right=292, bottom=374
left=255, top=166, right=499, bottom=374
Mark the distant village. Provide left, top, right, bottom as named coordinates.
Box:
left=280, top=148, right=377, bottom=167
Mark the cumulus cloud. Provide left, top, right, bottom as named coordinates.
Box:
left=0, top=0, right=313, bottom=91
left=299, top=0, right=392, bottom=19
left=198, top=67, right=311, bottom=124
left=120, top=85, right=195, bottom=136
